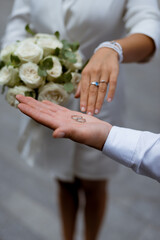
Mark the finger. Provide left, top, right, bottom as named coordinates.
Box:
left=86, top=82, right=99, bottom=115
left=16, top=95, right=45, bottom=109
left=42, top=100, right=65, bottom=112
left=80, top=71, right=90, bottom=112
left=53, top=128, right=66, bottom=138
left=107, top=72, right=118, bottom=102
left=74, top=81, right=81, bottom=98
left=53, top=124, right=75, bottom=139
left=18, top=103, right=58, bottom=129
left=16, top=95, right=62, bottom=113
left=95, top=79, right=108, bottom=114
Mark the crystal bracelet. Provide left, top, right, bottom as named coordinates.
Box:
left=94, top=41, right=123, bottom=63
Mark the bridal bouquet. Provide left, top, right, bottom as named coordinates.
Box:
left=0, top=25, right=82, bottom=107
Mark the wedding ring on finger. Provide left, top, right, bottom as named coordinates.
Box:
left=90, top=81, right=99, bottom=87
left=71, top=115, right=86, bottom=123
left=100, top=80, right=108, bottom=84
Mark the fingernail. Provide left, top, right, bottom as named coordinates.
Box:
left=95, top=109, right=99, bottom=114
left=16, top=95, right=20, bottom=100
left=81, top=107, right=86, bottom=112
left=57, top=132, right=65, bottom=138
left=87, top=112, right=92, bottom=115
left=107, top=98, right=112, bottom=103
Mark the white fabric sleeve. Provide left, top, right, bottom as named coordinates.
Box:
left=1, top=0, right=31, bottom=48
left=102, top=126, right=160, bottom=182
left=124, top=0, right=160, bottom=49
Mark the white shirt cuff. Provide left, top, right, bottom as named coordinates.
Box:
left=102, top=126, right=142, bottom=168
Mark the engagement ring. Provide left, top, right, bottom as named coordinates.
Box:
left=90, top=81, right=99, bottom=87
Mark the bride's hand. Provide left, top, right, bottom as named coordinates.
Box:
left=16, top=95, right=112, bottom=150
left=75, top=48, right=119, bottom=115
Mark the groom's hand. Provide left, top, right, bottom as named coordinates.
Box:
left=16, top=95, right=112, bottom=150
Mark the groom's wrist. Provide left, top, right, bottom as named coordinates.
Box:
left=99, top=123, right=112, bottom=151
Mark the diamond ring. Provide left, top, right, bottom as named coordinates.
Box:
left=90, top=81, right=99, bottom=87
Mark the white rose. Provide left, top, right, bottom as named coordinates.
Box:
left=6, top=86, right=35, bottom=107
left=15, top=41, right=43, bottom=63
left=19, top=62, right=43, bottom=88
left=35, top=33, right=63, bottom=56
left=71, top=72, right=81, bottom=93
left=38, top=82, right=69, bottom=105
left=46, top=56, right=62, bottom=80
left=21, top=38, right=36, bottom=44
left=0, top=66, right=20, bottom=87
left=0, top=43, right=18, bottom=63
left=73, top=51, right=83, bottom=70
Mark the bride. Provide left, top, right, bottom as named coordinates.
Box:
left=2, top=0, right=160, bottom=239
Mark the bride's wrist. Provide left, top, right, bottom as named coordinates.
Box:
left=94, top=41, right=123, bottom=63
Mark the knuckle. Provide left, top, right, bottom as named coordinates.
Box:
left=89, top=87, right=97, bottom=94
left=88, top=102, right=95, bottom=109
left=81, top=86, right=88, bottom=95
left=99, top=87, right=106, bottom=94
left=82, top=68, right=89, bottom=77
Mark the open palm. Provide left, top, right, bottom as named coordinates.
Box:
left=16, top=95, right=112, bottom=150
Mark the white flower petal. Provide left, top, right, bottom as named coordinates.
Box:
left=71, top=72, right=81, bottom=93
left=38, top=82, right=69, bottom=105
left=63, top=51, right=83, bottom=70
left=0, top=66, right=12, bottom=85
left=46, top=56, right=62, bottom=80
left=19, top=62, right=43, bottom=88
left=6, top=86, right=35, bottom=107
left=36, top=34, right=63, bottom=51
left=15, top=41, right=43, bottom=63
left=0, top=43, right=18, bottom=63
left=0, top=66, right=19, bottom=86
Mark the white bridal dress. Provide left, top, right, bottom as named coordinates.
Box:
left=2, top=0, right=160, bottom=181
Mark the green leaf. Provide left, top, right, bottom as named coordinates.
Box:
left=54, top=31, right=60, bottom=39
left=6, top=61, right=12, bottom=67
left=25, top=91, right=35, bottom=98
left=64, top=82, right=74, bottom=93
left=10, top=55, right=21, bottom=67
left=0, top=61, right=5, bottom=70
left=54, top=48, right=60, bottom=56
left=70, top=42, right=80, bottom=52
left=25, top=24, right=36, bottom=36
left=38, top=67, right=47, bottom=77
left=62, top=40, right=71, bottom=50
left=64, top=51, right=77, bottom=63
left=42, top=58, right=53, bottom=70
left=54, top=72, right=72, bottom=84
left=63, top=72, right=72, bottom=83
left=62, top=39, right=79, bottom=52
left=38, top=58, right=53, bottom=77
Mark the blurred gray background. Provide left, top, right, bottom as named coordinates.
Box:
left=0, top=1, right=160, bottom=240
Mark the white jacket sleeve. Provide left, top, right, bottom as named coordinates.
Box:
left=102, top=126, right=160, bottom=182
left=124, top=0, right=160, bottom=49
left=1, top=0, right=31, bottom=48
